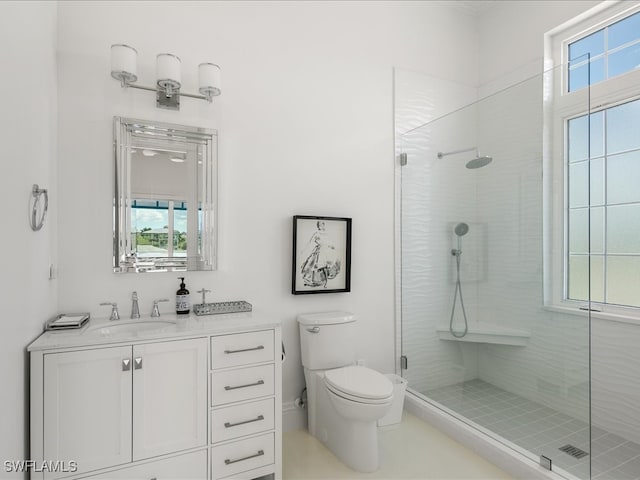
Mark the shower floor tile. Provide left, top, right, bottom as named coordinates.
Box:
left=425, top=379, right=640, bottom=480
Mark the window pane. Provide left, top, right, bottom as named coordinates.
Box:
left=607, top=256, right=640, bottom=307
left=569, top=161, right=589, bottom=207
left=569, top=207, right=604, bottom=254
left=173, top=204, right=187, bottom=257
left=568, top=115, right=589, bottom=162
left=608, top=11, right=640, bottom=50
left=590, top=111, right=605, bottom=158
left=590, top=255, right=605, bottom=304
left=606, top=99, right=640, bottom=154
left=569, top=208, right=588, bottom=254
left=131, top=201, right=169, bottom=258
left=607, top=204, right=640, bottom=254
left=591, top=206, right=605, bottom=254
left=607, top=150, right=640, bottom=204
left=590, top=157, right=604, bottom=206
left=568, top=255, right=589, bottom=301
left=608, top=44, right=640, bottom=79
left=569, top=29, right=605, bottom=61
left=568, top=57, right=605, bottom=91
left=568, top=254, right=604, bottom=302
left=568, top=112, right=604, bottom=162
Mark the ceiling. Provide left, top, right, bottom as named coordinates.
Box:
left=436, top=0, right=500, bottom=17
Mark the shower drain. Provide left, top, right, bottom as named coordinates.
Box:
left=559, top=444, right=589, bottom=459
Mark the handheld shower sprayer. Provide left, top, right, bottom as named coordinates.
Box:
left=450, top=222, right=470, bottom=338
left=452, top=222, right=469, bottom=257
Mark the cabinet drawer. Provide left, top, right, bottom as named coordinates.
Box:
left=211, top=364, right=274, bottom=406
left=212, top=398, right=274, bottom=443
left=211, top=433, right=274, bottom=479
left=211, top=331, right=274, bottom=369
left=81, top=449, right=207, bottom=479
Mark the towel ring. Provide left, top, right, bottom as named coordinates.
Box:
left=30, top=184, right=48, bottom=232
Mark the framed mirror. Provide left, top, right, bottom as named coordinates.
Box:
left=113, top=117, right=217, bottom=273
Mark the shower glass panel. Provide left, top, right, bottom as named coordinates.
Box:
left=398, top=65, right=593, bottom=479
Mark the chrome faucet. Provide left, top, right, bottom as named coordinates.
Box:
left=131, top=291, right=140, bottom=319
left=151, top=299, right=170, bottom=317
left=100, top=302, right=120, bottom=321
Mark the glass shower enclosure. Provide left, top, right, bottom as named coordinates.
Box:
left=397, top=66, right=594, bottom=479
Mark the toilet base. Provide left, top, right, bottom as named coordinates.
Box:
left=304, top=369, right=388, bottom=473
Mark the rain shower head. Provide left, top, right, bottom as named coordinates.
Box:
left=454, top=222, right=469, bottom=236
left=437, top=147, right=492, bottom=169
left=466, top=155, right=493, bottom=169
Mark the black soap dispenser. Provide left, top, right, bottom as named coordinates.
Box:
left=176, top=277, right=190, bottom=315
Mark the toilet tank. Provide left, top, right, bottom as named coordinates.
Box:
left=297, top=311, right=357, bottom=370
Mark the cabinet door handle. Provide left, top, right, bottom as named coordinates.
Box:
left=134, top=357, right=143, bottom=370
left=224, top=414, right=265, bottom=428
left=224, top=379, right=264, bottom=391
left=122, top=358, right=131, bottom=371
left=224, top=449, right=264, bottom=465
left=224, top=345, right=264, bottom=354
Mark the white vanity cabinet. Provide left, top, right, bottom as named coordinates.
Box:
left=30, top=315, right=282, bottom=480
left=37, top=337, right=207, bottom=479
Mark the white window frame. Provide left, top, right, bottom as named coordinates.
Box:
left=544, top=1, right=640, bottom=323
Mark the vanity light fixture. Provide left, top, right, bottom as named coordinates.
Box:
left=110, top=44, right=221, bottom=111
left=170, top=156, right=186, bottom=163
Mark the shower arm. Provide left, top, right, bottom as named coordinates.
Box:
left=437, top=147, right=478, bottom=159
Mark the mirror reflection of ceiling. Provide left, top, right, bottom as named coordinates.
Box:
left=130, top=148, right=191, bottom=199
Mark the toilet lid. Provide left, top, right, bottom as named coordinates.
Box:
left=324, top=366, right=393, bottom=401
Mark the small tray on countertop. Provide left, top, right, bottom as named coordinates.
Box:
left=45, top=313, right=90, bottom=331
left=193, top=301, right=252, bottom=316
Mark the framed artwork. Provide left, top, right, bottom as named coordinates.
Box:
left=292, top=215, right=352, bottom=295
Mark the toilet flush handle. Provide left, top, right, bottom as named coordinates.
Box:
left=306, top=326, right=320, bottom=334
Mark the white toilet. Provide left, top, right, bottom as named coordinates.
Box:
left=297, top=311, right=393, bottom=472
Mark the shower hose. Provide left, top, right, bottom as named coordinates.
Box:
left=449, top=251, right=469, bottom=338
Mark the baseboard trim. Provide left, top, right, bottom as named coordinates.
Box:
left=283, top=401, right=307, bottom=432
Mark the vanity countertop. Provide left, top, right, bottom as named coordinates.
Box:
left=28, top=310, right=281, bottom=352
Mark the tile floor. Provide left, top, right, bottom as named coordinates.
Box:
left=282, top=411, right=514, bottom=479
left=426, top=379, right=640, bottom=480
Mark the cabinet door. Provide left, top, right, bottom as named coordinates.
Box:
left=132, top=337, right=207, bottom=460
left=43, top=346, right=132, bottom=479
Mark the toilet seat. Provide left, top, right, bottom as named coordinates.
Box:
left=324, top=366, right=393, bottom=404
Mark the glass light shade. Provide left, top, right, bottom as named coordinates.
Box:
left=156, top=53, right=181, bottom=92
left=110, top=44, right=138, bottom=84
left=198, top=63, right=222, bottom=100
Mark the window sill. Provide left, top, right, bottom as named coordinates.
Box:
left=543, top=304, right=640, bottom=326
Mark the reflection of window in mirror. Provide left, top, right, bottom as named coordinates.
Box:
left=113, top=117, right=217, bottom=273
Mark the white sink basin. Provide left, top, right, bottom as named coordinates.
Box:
left=88, top=319, right=176, bottom=336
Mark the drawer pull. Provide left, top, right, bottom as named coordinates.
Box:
left=224, top=449, right=264, bottom=465
left=224, top=345, right=265, bottom=354
left=224, top=379, right=264, bottom=391
left=224, top=414, right=265, bottom=428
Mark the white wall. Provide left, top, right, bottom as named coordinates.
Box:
left=55, top=1, right=479, bottom=428
left=0, top=2, right=58, bottom=476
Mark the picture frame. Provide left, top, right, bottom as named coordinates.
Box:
left=292, top=215, right=352, bottom=295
